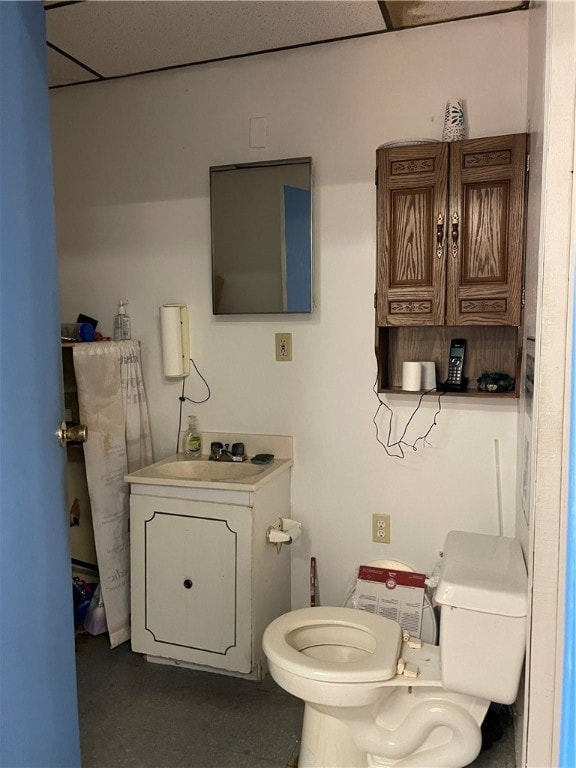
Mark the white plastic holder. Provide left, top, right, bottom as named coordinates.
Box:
left=267, top=517, right=302, bottom=546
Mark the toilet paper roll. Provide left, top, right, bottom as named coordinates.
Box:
left=160, top=304, right=187, bottom=377
left=283, top=522, right=302, bottom=544
left=402, top=361, right=422, bottom=392
left=267, top=518, right=302, bottom=544
left=421, top=361, right=437, bottom=390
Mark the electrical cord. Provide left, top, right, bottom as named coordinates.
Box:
left=175, top=357, right=211, bottom=454
left=373, top=378, right=444, bottom=459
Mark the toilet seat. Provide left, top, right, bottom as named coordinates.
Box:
left=263, top=607, right=402, bottom=683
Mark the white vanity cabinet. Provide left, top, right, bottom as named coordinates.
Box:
left=128, top=463, right=292, bottom=680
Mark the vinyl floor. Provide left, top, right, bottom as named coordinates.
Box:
left=76, top=634, right=517, bottom=768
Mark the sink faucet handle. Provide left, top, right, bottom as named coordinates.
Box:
left=232, top=442, right=245, bottom=457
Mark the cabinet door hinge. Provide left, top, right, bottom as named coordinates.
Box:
left=526, top=154, right=530, bottom=173
left=375, top=168, right=378, bottom=187
left=374, top=292, right=377, bottom=309
left=521, top=286, right=526, bottom=306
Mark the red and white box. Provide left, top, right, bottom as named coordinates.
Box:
left=352, top=566, right=427, bottom=638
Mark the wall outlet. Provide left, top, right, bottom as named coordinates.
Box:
left=275, top=333, right=292, bottom=361
left=372, top=513, right=391, bottom=544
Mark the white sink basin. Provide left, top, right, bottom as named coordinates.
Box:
left=124, top=447, right=292, bottom=492
left=157, top=460, right=265, bottom=482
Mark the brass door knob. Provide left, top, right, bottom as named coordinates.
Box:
left=58, top=420, right=88, bottom=447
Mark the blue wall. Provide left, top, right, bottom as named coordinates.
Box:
left=0, top=3, right=81, bottom=766
left=560, top=257, right=576, bottom=767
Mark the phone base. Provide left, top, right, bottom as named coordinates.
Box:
left=437, top=377, right=468, bottom=392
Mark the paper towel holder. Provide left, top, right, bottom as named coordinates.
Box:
left=160, top=303, right=191, bottom=377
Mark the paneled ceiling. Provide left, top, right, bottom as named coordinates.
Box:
left=45, top=0, right=529, bottom=89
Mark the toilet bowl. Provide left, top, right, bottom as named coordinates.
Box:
left=262, top=531, right=528, bottom=768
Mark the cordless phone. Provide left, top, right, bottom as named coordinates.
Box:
left=439, top=339, right=468, bottom=391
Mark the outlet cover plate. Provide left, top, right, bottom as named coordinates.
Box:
left=275, top=333, right=292, bottom=361
left=372, top=513, right=391, bottom=544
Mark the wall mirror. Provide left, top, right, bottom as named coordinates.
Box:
left=210, top=157, right=312, bottom=314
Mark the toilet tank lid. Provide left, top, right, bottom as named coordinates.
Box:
left=435, top=531, right=528, bottom=617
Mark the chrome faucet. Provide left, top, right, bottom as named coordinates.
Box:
left=209, top=441, right=247, bottom=462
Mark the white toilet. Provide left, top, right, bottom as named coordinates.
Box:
left=262, top=531, right=528, bottom=768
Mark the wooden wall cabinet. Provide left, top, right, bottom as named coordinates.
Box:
left=375, top=134, right=527, bottom=397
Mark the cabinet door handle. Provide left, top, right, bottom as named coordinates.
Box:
left=451, top=212, right=459, bottom=258
left=183, top=579, right=193, bottom=589
left=436, top=213, right=444, bottom=259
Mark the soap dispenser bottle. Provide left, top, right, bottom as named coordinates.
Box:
left=184, top=415, right=202, bottom=458
left=114, top=300, right=131, bottom=340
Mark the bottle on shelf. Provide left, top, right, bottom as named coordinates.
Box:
left=114, top=300, right=131, bottom=341
left=183, top=415, right=202, bottom=458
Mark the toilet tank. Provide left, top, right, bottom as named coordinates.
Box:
left=435, top=531, right=527, bottom=704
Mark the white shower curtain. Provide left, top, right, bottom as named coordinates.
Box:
left=73, top=340, right=153, bottom=647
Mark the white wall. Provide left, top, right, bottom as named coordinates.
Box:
left=51, top=12, right=529, bottom=609
left=515, top=3, right=547, bottom=762
left=520, top=2, right=576, bottom=766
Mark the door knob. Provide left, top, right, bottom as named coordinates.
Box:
left=58, top=420, right=88, bottom=447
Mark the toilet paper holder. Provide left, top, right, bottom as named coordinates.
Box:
left=267, top=517, right=302, bottom=546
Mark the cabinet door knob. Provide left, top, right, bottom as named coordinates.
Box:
left=183, top=579, right=193, bottom=589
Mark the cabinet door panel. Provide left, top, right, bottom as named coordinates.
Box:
left=390, top=188, right=433, bottom=284
left=376, top=143, right=448, bottom=326
left=447, top=134, right=526, bottom=325
left=462, top=182, right=509, bottom=282
left=146, top=513, right=237, bottom=653
left=130, top=496, right=252, bottom=673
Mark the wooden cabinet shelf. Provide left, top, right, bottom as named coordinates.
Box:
left=380, top=386, right=518, bottom=399
left=376, top=325, right=522, bottom=397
